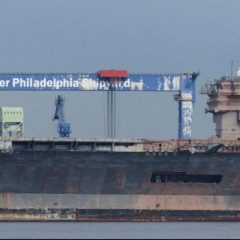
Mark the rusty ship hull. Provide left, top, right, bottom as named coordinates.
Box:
left=0, top=137, right=240, bottom=221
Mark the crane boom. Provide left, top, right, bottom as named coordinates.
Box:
left=53, top=95, right=71, bottom=137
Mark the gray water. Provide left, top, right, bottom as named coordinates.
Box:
left=0, top=222, right=239, bottom=239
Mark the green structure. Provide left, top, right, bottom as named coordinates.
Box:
left=0, top=107, right=24, bottom=137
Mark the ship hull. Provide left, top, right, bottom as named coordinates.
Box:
left=1, top=138, right=240, bottom=221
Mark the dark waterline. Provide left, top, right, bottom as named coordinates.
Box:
left=0, top=222, right=240, bottom=239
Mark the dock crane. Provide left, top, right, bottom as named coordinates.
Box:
left=53, top=95, right=71, bottom=137
left=0, top=70, right=199, bottom=139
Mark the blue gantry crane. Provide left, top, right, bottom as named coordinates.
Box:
left=0, top=70, right=199, bottom=139
left=53, top=95, right=71, bottom=137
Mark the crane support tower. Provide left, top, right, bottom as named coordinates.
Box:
left=0, top=70, right=199, bottom=139
left=53, top=95, right=71, bottom=137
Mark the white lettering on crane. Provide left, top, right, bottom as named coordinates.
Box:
left=172, top=76, right=180, bottom=90
left=163, top=77, right=171, bottom=90
left=130, top=79, right=144, bottom=90
left=13, top=78, right=20, bottom=87
left=0, top=80, right=10, bottom=87
left=182, top=104, right=193, bottom=137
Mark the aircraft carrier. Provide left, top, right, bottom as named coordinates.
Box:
left=1, top=71, right=240, bottom=221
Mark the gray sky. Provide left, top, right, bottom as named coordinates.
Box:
left=0, top=0, right=239, bottom=139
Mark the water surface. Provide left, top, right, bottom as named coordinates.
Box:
left=0, top=222, right=240, bottom=239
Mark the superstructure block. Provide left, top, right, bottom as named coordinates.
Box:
left=0, top=107, right=24, bottom=137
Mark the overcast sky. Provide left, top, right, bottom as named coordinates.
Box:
left=0, top=0, right=239, bottom=139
